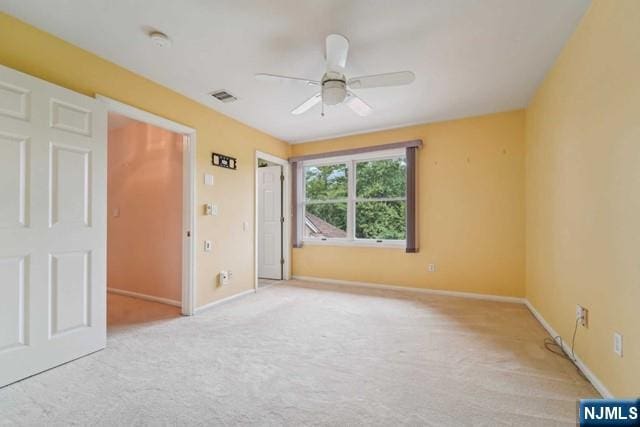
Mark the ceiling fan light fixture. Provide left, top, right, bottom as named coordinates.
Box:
left=322, top=80, right=347, bottom=105
left=255, top=33, right=414, bottom=117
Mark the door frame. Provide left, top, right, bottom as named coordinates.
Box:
left=97, top=95, right=197, bottom=316
left=255, top=150, right=291, bottom=290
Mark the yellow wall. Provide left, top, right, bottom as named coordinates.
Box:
left=525, top=0, right=639, bottom=396
left=291, top=111, right=526, bottom=297
left=0, top=13, right=290, bottom=308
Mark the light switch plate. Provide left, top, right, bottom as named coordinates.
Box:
left=614, top=332, right=623, bottom=357
left=204, top=173, right=215, bottom=186
left=204, top=240, right=212, bottom=252
left=219, top=270, right=230, bottom=286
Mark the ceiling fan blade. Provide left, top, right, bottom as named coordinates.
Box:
left=291, top=93, right=322, bottom=115
left=325, top=34, right=349, bottom=71
left=255, top=73, right=319, bottom=86
left=345, top=92, right=372, bottom=117
left=348, top=71, right=415, bottom=89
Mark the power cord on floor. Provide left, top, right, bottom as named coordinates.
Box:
left=543, top=317, right=587, bottom=380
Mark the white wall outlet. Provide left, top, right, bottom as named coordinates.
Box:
left=428, top=264, right=436, bottom=273
left=204, top=240, right=212, bottom=252
left=212, top=204, right=219, bottom=216
left=576, top=305, right=588, bottom=328
left=219, top=270, right=230, bottom=286
left=204, top=173, right=215, bottom=186
left=613, top=332, right=623, bottom=357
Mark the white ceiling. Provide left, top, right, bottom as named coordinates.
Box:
left=1, top=0, right=590, bottom=143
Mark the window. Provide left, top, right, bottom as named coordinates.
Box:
left=303, top=163, right=348, bottom=239
left=355, top=158, right=406, bottom=240
left=302, top=150, right=407, bottom=245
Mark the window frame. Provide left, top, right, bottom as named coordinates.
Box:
left=301, top=148, right=407, bottom=248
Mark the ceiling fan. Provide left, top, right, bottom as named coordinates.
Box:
left=255, top=34, right=415, bottom=117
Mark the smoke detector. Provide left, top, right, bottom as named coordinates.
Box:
left=149, top=31, right=171, bottom=47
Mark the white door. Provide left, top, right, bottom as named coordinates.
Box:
left=0, top=65, right=107, bottom=387
left=258, top=165, right=282, bottom=280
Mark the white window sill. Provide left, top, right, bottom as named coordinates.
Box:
left=301, top=239, right=406, bottom=249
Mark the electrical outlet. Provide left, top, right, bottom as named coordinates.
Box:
left=613, top=332, right=623, bottom=357
left=427, top=264, right=436, bottom=273
left=576, top=305, right=588, bottom=328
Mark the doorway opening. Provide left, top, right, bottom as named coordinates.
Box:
left=99, top=96, right=197, bottom=331
left=255, top=151, right=291, bottom=289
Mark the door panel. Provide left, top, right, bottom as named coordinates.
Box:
left=50, top=143, right=91, bottom=227
left=0, top=64, right=106, bottom=388
left=50, top=251, right=90, bottom=336
left=0, top=132, right=28, bottom=228
left=0, top=81, right=30, bottom=120
left=258, top=166, right=282, bottom=280
left=0, top=255, right=26, bottom=352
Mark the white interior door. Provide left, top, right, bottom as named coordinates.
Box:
left=258, top=165, right=282, bottom=280
left=0, top=65, right=107, bottom=387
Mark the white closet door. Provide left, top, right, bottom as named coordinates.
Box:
left=258, top=166, right=282, bottom=280
left=0, top=64, right=107, bottom=387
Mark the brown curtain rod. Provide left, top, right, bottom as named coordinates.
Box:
left=289, top=139, right=422, bottom=162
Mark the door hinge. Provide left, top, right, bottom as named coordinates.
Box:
left=280, top=174, right=284, bottom=182
left=280, top=217, right=285, bottom=223
left=280, top=258, right=285, bottom=265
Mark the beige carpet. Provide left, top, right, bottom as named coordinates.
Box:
left=0, top=280, right=597, bottom=426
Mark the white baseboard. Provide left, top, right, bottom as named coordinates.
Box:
left=291, top=275, right=525, bottom=304
left=194, top=289, right=256, bottom=313
left=524, top=300, right=613, bottom=398
left=107, top=287, right=181, bottom=307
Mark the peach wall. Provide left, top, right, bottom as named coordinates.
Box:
left=108, top=121, right=183, bottom=302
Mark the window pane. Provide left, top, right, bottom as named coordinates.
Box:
left=304, top=203, right=347, bottom=239
left=355, top=201, right=406, bottom=240
left=305, top=164, right=348, bottom=201
left=356, top=158, right=406, bottom=199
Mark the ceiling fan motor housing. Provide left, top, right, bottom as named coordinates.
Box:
left=322, top=72, right=347, bottom=105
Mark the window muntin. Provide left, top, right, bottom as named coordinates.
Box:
left=302, top=152, right=406, bottom=244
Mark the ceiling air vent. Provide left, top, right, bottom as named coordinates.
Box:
left=209, top=90, right=237, bottom=103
